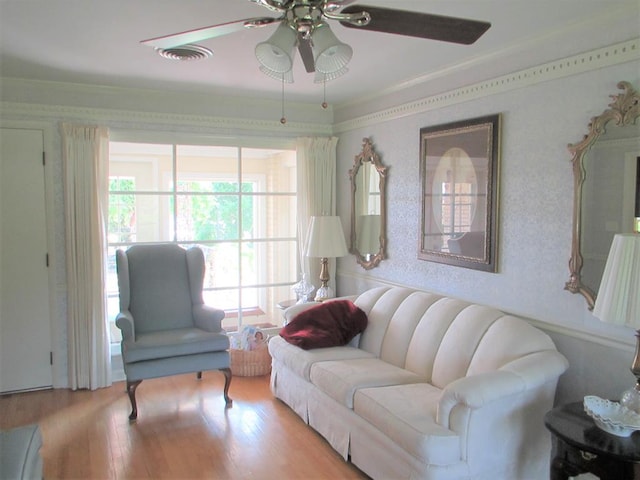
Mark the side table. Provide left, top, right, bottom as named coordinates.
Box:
left=544, top=401, right=640, bottom=480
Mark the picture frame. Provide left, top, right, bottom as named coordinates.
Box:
left=418, top=114, right=501, bottom=272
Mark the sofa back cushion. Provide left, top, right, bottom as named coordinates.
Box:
left=354, top=287, right=410, bottom=356
left=353, top=287, right=560, bottom=389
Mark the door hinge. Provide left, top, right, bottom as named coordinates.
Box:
left=42, top=151, right=46, bottom=166
left=50, top=352, right=53, bottom=365
left=46, top=253, right=49, bottom=267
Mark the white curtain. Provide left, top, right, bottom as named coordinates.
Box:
left=296, top=137, right=339, bottom=292
left=61, top=123, right=111, bottom=390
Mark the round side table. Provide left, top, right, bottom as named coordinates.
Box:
left=544, top=401, right=640, bottom=480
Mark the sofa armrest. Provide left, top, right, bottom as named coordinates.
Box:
left=115, top=310, right=135, bottom=341
left=283, top=302, right=321, bottom=324
left=437, top=350, right=569, bottom=428
left=193, top=304, right=225, bottom=332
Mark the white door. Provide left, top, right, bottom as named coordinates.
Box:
left=0, top=127, right=52, bottom=393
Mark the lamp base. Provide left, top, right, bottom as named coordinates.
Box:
left=314, top=256, right=334, bottom=302
left=620, top=384, right=640, bottom=414
left=621, top=329, right=640, bottom=413
left=314, top=285, right=334, bottom=302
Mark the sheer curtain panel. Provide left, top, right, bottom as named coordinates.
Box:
left=296, top=137, right=339, bottom=292
left=61, top=123, right=111, bottom=390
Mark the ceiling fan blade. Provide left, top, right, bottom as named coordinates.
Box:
left=339, top=5, right=490, bottom=45
left=141, top=17, right=278, bottom=49
left=298, top=34, right=315, bottom=73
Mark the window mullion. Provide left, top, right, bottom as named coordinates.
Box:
left=172, top=144, right=178, bottom=242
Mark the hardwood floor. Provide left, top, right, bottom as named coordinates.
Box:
left=0, top=374, right=369, bottom=479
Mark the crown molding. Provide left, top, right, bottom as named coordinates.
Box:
left=0, top=100, right=332, bottom=136
left=333, top=38, right=640, bottom=134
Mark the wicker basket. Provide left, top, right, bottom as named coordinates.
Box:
left=230, top=344, right=272, bottom=377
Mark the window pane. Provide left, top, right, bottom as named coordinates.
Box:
left=110, top=142, right=173, bottom=192
left=201, top=243, right=239, bottom=288
left=176, top=145, right=239, bottom=187
left=242, top=148, right=296, bottom=193
left=176, top=194, right=240, bottom=242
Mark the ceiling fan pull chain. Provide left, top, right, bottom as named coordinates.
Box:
left=322, top=77, right=328, bottom=109
left=280, top=75, right=287, bottom=124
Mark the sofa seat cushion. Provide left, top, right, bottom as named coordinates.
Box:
left=354, top=383, right=461, bottom=465
left=124, top=327, right=230, bottom=363
left=268, top=335, right=374, bottom=381
left=310, top=358, right=424, bottom=409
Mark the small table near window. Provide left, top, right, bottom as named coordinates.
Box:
left=544, top=401, right=640, bottom=480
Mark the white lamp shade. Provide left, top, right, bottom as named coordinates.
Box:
left=357, top=214, right=381, bottom=254
left=312, top=23, right=352, bottom=74
left=593, top=234, right=640, bottom=328
left=305, top=216, right=348, bottom=258
left=255, top=23, right=297, bottom=73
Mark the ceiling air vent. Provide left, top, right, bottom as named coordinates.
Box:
left=155, top=44, right=213, bottom=61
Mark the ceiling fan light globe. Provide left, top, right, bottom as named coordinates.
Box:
left=255, top=22, right=297, bottom=73
left=311, top=24, right=352, bottom=74
left=259, top=65, right=294, bottom=83
left=313, top=66, right=348, bottom=83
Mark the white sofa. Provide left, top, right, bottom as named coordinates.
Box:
left=268, top=286, right=569, bottom=480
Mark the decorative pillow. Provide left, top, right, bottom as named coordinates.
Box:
left=280, top=299, right=368, bottom=350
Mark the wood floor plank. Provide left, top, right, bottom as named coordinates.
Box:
left=0, top=373, right=369, bottom=479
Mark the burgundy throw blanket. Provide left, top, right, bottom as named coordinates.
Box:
left=280, top=300, right=368, bottom=350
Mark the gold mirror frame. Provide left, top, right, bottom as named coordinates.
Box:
left=565, top=81, right=639, bottom=309
left=349, top=138, right=388, bottom=270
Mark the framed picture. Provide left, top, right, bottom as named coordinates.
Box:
left=418, top=114, right=501, bottom=272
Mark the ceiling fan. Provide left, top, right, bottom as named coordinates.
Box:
left=141, top=0, right=491, bottom=79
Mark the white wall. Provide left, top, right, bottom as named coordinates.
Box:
left=333, top=51, right=640, bottom=405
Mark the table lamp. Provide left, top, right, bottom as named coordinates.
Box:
left=593, top=233, right=640, bottom=413
left=305, top=215, right=348, bottom=302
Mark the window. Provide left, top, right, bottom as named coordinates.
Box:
left=107, top=141, right=297, bottom=342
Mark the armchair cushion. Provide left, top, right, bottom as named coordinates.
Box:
left=123, top=328, right=230, bottom=363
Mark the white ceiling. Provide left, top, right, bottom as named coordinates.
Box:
left=1, top=1, right=638, bottom=107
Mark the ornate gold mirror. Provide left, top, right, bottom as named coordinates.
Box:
left=565, top=81, right=640, bottom=309
left=349, top=138, right=387, bottom=269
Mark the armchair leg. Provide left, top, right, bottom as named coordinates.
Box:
left=221, top=368, right=233, bottom=406
left=126, top=380, right=142, bottom=421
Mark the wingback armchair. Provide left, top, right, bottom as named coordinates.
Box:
left=116, top=243, right=232, bottom=420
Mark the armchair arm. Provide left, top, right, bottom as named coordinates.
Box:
left=193, top=304, right=225, bottom=332
left=115, top=310, right=135, bottom=341
left=437, top=350, right=569, bottom=428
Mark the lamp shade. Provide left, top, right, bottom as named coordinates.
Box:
left=305, top=216, right=348, bottom=258
left=259, top=65, right=294, bottom=83
left=313, top=66, right=349, bottom=84
left=255, top=22, right=297, bottom=73
left=312, top=23, right=352, bottom=74
left=593, top=234, right=640, bottom=328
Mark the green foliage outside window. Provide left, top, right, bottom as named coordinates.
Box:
left=108, top=177, right=135, bottom=243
